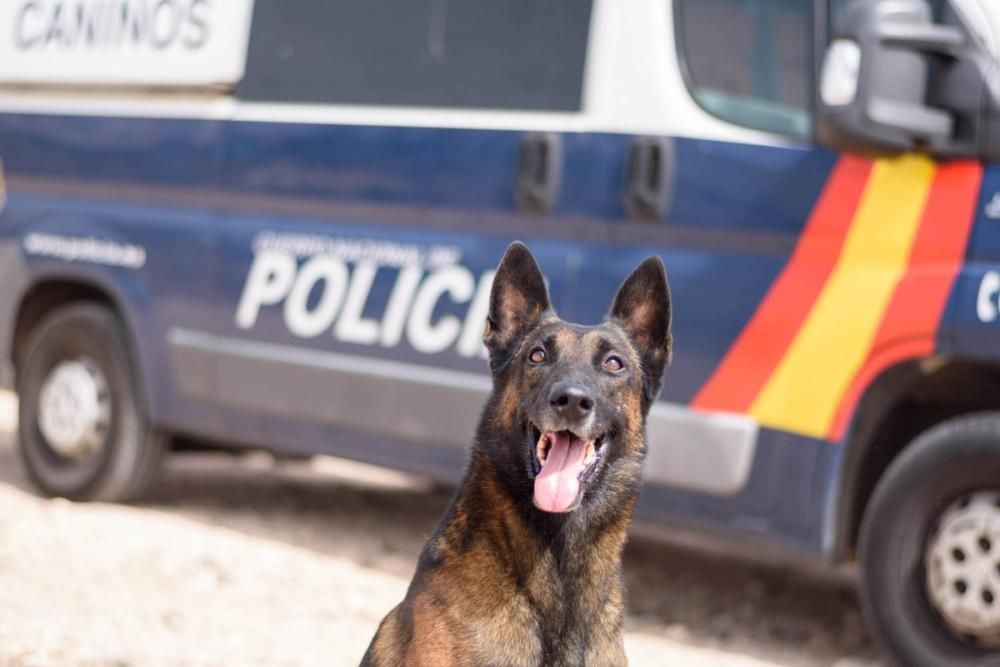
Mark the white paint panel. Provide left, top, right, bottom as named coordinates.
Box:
left=0, top=0, right=254, bottom=87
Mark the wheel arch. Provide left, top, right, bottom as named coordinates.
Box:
left=831, top=355, right=1000, bottom=562
left=10, top=270, right=156, bottom=419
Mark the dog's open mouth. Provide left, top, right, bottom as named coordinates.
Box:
left=529, top=426, right=608, bottom=513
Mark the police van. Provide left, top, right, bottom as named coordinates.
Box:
left=1, top=0, right=998, bottom=663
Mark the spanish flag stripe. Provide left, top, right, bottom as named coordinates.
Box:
left=826, top=161, right=983, bottom=441
left=748, top=155, right=937, bottom=438
left=691, top=156, right=873, bottom=413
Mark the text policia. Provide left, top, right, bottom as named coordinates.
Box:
left=236, top=235, right=494, bottom=359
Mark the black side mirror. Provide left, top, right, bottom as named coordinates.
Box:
left=817, top=0, right=999, bottom=160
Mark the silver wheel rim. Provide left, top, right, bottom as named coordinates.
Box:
left=926, top=490, right=1000, bottom=646
left=36, top=358, right=111, bottom=461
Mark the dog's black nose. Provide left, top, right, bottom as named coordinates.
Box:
left=548, top=382, right=595, bottom=421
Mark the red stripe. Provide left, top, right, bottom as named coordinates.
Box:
left=691, top=156, right=874, bottom=412
left=827, top=161, right=983, bottom=440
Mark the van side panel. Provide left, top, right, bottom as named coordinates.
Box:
left=1, top=110, right=931, bottom=558
left=207, top=120, right=841, bottom=554
left=0, top=109, right=854, bottom=555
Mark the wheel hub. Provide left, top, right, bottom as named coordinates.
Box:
left=926, top=491, right=1000, bottom=646
left=36, top=359, right=111, bottom=460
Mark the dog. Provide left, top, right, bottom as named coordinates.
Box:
left=362, top=242, right=671, bottom=666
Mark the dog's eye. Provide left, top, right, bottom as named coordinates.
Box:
left=603, top=355, right=624, bottom=372
left=528, top=347, right=546, bottom=364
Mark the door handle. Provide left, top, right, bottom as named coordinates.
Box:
left=515, top=132, right=562, bottom=214
left=625, top=136, right=673, bottom=221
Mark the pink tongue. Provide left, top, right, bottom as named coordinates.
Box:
left=534, top=431, right=589, bottom=513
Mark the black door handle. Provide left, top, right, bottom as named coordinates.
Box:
left=625, top=136, right=673, bottom=221
left=515, top=132, right=562, bottom=214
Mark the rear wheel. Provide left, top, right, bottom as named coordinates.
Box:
left=16, top=303, right=166, bottom=501
left=859, top=413, right=1000, bottom=667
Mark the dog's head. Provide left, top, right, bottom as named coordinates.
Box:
left=480, top=242, right=671, bottom=515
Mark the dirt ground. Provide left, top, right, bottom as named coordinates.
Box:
left=0, top=391, right=885, bottom=666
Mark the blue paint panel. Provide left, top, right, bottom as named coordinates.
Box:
left=0, top=113, right=226, bottom=188
left=961, top=164, right=1000, bottom=264
left=229, top=122, right=521, bottom=210
left=668, top=141, right=837, bottom=234
left=231, top=124, right=631, bottom=220
left=556, top=132, right=630, bottom=218
left=942, top=164, right=1000, bottom=358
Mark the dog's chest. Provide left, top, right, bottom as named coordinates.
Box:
left=466, top=573, right=626, bottom=667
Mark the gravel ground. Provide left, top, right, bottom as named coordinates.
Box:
left=0, top=391, right=884, bottom=666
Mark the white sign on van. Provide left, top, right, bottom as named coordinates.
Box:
left=0, top=0, right=254, bottom=88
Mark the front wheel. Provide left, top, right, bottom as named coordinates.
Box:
left=16, top=302, right=166, bottom=502
left=859, top=414, right=1000, bottom=667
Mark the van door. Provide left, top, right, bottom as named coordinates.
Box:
left=627, top=0, right=985, bottom=550
left=594, top=0, right=853, bottom=545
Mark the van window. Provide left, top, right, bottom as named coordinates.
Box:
left=238, top=0, right=593, bottom=111
left=676, top=0, right=812, bottom=137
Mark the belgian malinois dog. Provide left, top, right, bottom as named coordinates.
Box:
left=362, top=242, right=671, bottom=666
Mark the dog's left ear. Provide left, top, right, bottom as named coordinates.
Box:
left=609, top=257, right=672, bottom=399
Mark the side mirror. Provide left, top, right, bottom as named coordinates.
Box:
left=817, top=0, right=998, bottom=160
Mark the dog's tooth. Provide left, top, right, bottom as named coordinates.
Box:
left=536, top=433, right=549, bottom=464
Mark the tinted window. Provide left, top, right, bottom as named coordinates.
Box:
left=677, top=0, right=812, bottom=137
left=239, top=0, right=593, bottom=111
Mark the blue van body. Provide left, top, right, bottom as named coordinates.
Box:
left=2, top=109, right=992, bottom=559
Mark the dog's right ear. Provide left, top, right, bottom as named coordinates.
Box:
left=609, top=256, right=672, bottom=407
left=484, top=242, right=551, bottom=364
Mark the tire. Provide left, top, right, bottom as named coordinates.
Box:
left=858, top=413, right=1000, bottom=667
left=15, top=302, right=166, bottom=502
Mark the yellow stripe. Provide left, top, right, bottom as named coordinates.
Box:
left=748, top=154, right=936, bottom=438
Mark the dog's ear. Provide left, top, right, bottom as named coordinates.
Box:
left=484, top=242, right=551, bottom=364
left=609, top=256, right=672, bottom=400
